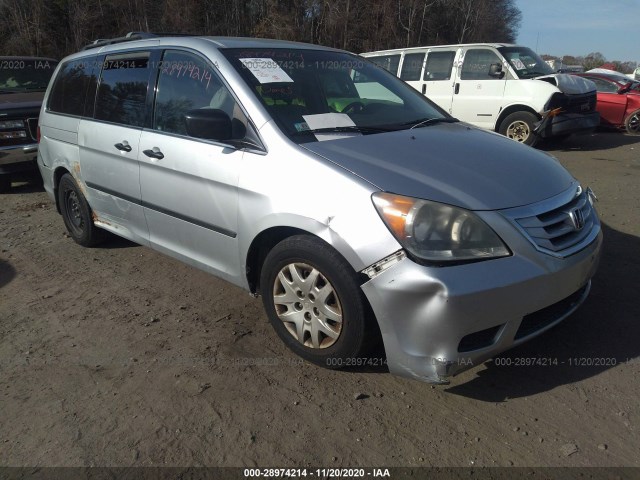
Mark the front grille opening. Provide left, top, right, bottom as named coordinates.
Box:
left=515, top=284, right=588, bottom=340
left=516, top=191, right=595, bottom=255
left=458, top=324, right=503, bottom=352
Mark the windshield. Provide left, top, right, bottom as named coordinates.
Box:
left=221, top=48, right=449, bottom=143
left=498, top=47, right=554, bottom=79
left=0, top=59, right=57, bottom=92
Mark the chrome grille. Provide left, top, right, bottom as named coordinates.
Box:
left=502, top=185, right=600, bottom=258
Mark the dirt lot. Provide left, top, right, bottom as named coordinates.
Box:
left=1, top=131, right=639, bottom=469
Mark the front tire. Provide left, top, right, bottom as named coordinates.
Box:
left=58, top=173, right=107, bottom=247
left=260, top=235, right=376, bottom=369
left=625, top=109, right=640, bottom=135
left=499, top=111, right=538, bottom=146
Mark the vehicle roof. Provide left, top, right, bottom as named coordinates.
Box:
left=361, top=43, right=519, bottom=55
left=0, top=56, right=58, bottom=62
left=201, top=36, right=342, bottom=50
left=575, top=72, right=635, bottom=84
left=81, top=35, right=343, bottom=53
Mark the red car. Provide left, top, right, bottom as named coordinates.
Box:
left=573, top=72, right=640, bottom=135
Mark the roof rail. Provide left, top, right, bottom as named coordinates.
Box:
left=82, top=32, right=198, bottom=51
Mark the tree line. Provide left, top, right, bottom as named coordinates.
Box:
left=0, top=0, right=521, bottom=59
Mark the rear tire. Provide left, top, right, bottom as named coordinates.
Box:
left=260, top=235, right=378, bottom=369
left=58, top=173, right=107, bottom=247
left=499, top=111, right=538, bottom=146
left=625, top=109, right=640, bottom=135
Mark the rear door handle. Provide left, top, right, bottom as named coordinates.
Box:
left=114, top=142, right=132, bottom=152
left=454, top=83, right=460, bottom=94
left=421, top=84, right=426, bottom=94
left=143, top=148, right=164, bottom=160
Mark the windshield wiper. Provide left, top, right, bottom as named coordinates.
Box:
left=402, top=117, right=459, bottom=130
left=291, top=125, right=392, bottom=136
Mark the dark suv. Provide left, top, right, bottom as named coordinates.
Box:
left=0, top=57, right=58, bottom=192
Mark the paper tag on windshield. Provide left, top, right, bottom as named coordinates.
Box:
left=302, top=113, right=362, bottom=141
left=511, top=58, right=526, bottom=70
left=239, top=58, right=293, bottom=84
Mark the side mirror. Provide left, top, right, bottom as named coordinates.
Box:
left=618, top=82, right=632, bottom=94
left=184, top=109, right=232, bottom=141
left=489, top=63, right=504, bottom=78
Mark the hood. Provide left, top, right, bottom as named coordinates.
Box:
left=0, top=91, right=45, bottom=110
left=535, top=73, right=596, bottom=95
left=301, top=123, right=575, bottom=211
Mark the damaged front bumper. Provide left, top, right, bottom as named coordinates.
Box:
left=360, top=229, right=602, bottom=384
left=534, top=109, right=600, bottom=139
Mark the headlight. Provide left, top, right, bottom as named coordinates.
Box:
left=372, top=192, right=510, bottom=263
left=0, top=120, right=25, bottom=129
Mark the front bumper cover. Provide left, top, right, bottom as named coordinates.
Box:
left=535, top=111, right=600, bottom=138
left=361, top=228, right=602, bottom=384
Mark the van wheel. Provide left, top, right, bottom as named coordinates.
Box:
left=0, top=175, right=10, bottom=194
left=58, top=173, right=107, bottom=247
left=625, top=109, right=640, bottom=135
left=499, top=111, right=538, bottom=146
left=260, top=235, right=374, bottom=369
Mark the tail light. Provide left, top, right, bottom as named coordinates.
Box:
left=37, top=126, right=41, bottom=143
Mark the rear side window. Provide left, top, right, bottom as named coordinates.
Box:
left=95, top=52, right=151, bottom=127
left=48, top=59, right=95, bottom=116
left=400, top=53, right=425, bottom=81
left=460, top=49, right=502, bottom=80
left=424, top=51, right=456, bottom=80
left=369, top=55, right=401, bottom=75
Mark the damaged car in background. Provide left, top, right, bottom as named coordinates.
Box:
left=362, top=43, right=600, bottom=146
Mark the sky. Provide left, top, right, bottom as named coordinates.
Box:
left=515, top=0, right=639, bottom=63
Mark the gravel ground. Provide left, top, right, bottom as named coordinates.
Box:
left=0, top=131, right=639, bottom=468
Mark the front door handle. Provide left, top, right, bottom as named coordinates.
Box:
left=143, top=148, right=164, bottom=160
left=454, top=83, right=460, bottom=94
left=114, top=142, right=132, bottom=152
left=421, top=84, right=427, bottom=94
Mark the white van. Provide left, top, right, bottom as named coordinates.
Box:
left=362, top=43, right=600, bottom=145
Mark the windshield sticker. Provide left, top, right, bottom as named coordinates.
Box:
left=239, top=58, right=293, bottom=84
left=511, top=58, right=526, bottom=70
left=302, top=113, right=362, bottom=141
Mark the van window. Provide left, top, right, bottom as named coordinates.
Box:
left=95, top=52, right=151, bottom=127
left=48, top=59, right=95, bottom=117
left=424, top=51, right=456, bottom=81
left=399, top=53, right=425, bottom=81
left=369, top=55, right=401, bottom=75
left=153, top=50, right=246, bottom=138
left=460, top=49, right=502, bottom=80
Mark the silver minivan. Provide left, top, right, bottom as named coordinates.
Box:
left=38, top=34, right=602, bottom=384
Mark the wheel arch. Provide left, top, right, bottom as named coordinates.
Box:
left=52, top=166, right=72, bottom=214
left=244, top=225, right=370, bottom=295
left=495, top=104, right=541, bottom=132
